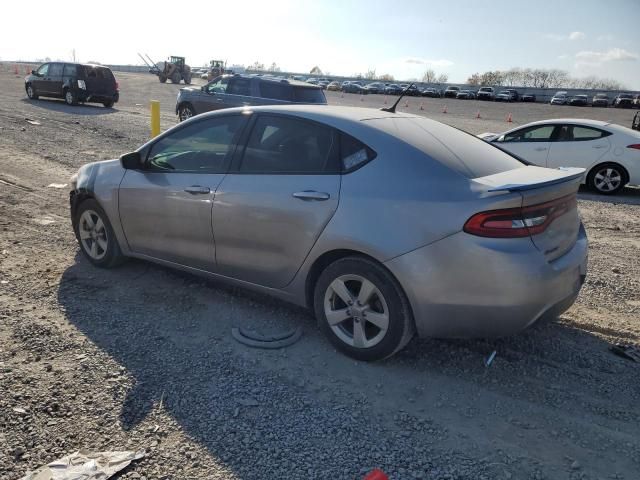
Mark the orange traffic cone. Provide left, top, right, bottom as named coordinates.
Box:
left=363, top=469, right=389, bottom=480
left=419, top=102, right=424, bottom=111
left=442, top=105, right=447, bottom=113
left=476, top=110, right=481, bottom=119
left=506, top=113, right=513, bottom=123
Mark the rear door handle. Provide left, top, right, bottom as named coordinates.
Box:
left=592, top=145, right=608, bottom=149
left=184, top=185, right=211, bottom=194
left=292, top=191, right=330, bottom=201
left=534, top=147, right=548, bottom=151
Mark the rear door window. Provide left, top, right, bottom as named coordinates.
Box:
left=48, top=63, right=63, bottom=77
left=292, top=87, right=326, bottom=103
left=63, top=64, right=78, bottom=77
left=569, top=126, right=610, bottom=141
left=227, top=78, right=251, bottom=96
left=239, top=115, right=337, bottom=173
left=259, top=81, right=292, bottom=101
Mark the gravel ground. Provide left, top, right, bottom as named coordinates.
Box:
left=0, top=68, right=639, bottom=480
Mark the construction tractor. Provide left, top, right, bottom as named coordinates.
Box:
left=207, top=60, right=226, bottom=81
left=138, top=54, right=192, bottom=84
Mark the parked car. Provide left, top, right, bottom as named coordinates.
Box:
left=398, top=84, right=420, bottom=96
left=478, top=119, right=640, bottom=194
left=495, top=89, right=519, bottom=102
left=25, top=62, right=119, bottom=108
left=306, top=78, right=319, bottom=85
left=364, top=82, right=386, bottom=94
left=568, top=95, right=589, bottom=106
left=443, top=86, right=460, bottom=98
left=318, top=81, right=330, bottom=90
left=613, top=93, right=634, bottom=108
left=591, top=93, right=609, bottom=107
left=327, top=81, right=341, bottom=91
left=384, top=84, right=403, bottom=95
left=550, top=91, right=569, bottom=105
left=343, top=82, right=368, bottom=94
left=633, top=94, right=640, bottom=108
left=456, top=90, right=475, bottom=99
left=421, top=87, right=442, bottom=98
left=69, top=105, right=587, bottom=360
left=476, top=87, right=495, bottom=101
left=521, top=93, right=536, bottom=102
left=200, top=72, right=209, bottom=79
left=175, top=74, right=326, bottom=121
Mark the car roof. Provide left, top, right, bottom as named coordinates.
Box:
left=209, top=104, right=418, bottom=122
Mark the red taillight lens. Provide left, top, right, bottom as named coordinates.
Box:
left=627, top=144, right=640, bottom=150
left=464, top=194, right=577, bottom=238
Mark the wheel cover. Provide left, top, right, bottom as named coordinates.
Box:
left=78, top=210, right=108, bottom=260
left=594, top=167, right=622, bottom=192
left=27, top=86, right=34, bottom=98
left=65, top=91, right=73, bottom=104
left=179, top=107, right=193, bottom=121
left=324, top=274, right=389, bottom=349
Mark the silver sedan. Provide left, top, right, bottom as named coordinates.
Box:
left=69, top=105, right=588, bottom=361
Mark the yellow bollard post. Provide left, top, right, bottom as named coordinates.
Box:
left=150, top=100, right=160, bottom=138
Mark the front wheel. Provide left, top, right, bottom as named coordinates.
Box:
left=26, top=84, right=38, bottom=100
left=73, top=199, right=125, bottom=268
left=587, top=163, right=627, bottom=195
left=314, top=257, right=414, bottom=361
left=178, top=103, right=195, bottom=122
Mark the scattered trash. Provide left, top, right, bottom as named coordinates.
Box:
left=1, top=280, right=9, bottom=285
left=25, top=119, right=41, bottom=126
left=19, top=449, right=145, bottom=480
left=363, top=469, right=389, bottom=480
left=47, top=183, right=67, bottom=189
left=609, top=344, right=640, bottom=362
left=232, top=326, right=302, bottom=349
left=12, top=407, right=27, bottom=414
left=485, top=350, right=497, bottom=367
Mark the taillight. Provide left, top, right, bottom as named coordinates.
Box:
left=464, top=194, right=577, bottom=238
left=627, top=144, right=640, bottom=150
left=115, top=81, right=119, bottom=91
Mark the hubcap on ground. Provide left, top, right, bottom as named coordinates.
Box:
left=324, top=274, right=389, bottom=349
left=78, top=210, right=108, bottom=260
left=594, top=167, right=622, bottom=192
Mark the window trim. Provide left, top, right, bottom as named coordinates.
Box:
left=229, top=113, right=342, bottom=175
left=142, top=113, right=249, bottom=174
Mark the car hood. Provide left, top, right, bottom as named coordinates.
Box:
left=180, top=87, right=201, bottom=94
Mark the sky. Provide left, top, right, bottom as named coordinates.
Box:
left=1, top=0, right=639, bottom=89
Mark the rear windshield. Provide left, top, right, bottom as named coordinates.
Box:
left=292, top=87, right=326, bottom=104
left=259, top=81, right=292, bottom=101
left=365, top=117, right=525, bottom=179
left=83, top=66, right=115, bottom=81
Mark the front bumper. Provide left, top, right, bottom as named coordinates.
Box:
left=384, top=224, right=588, bottom=338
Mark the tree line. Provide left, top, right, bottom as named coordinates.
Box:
left=466, top=68, right=625, bottom=90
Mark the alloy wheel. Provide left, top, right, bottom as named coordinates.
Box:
left=324, top=274, right=389, bottom=349
left=594, top=167, right=622, bottom=193
left=78, top=210, right=108, bottom=260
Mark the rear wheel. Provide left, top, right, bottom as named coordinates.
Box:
left=159, top=74, right=167, bottom=83
left=587, top=163, right=627, bottom=195
left=103, top=98, right=115, bottom=108
left=73, top=199, right=125, bottom=268
left=184, top=73, right=192, bottom=85
left=64, top=89, right=77, bottom=106
left=314, top=257, right=414, bottom=361
left=26, top=84, right=38, bottom=100
left=171, top=72, right=181, bottom=84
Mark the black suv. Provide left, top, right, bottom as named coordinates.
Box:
left=176, top=74, right=327, bottom=121
left=25, top=62, right=119, bottom=108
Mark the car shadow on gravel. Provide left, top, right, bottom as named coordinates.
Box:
left=56, top=253, right=640, bottom=478
left=21, top=98, right=117, bottom=115
left=578, top=185, right=640, bottom=206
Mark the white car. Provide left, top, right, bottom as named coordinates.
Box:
left=478, top=119, right=640, bottom=194
left=550, top=91, right=569, bottom=105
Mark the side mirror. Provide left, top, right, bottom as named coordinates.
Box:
left=31, top=69, right=37, bottom=75
left=120, top=151, right=143, bottom=170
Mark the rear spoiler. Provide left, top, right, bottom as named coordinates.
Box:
left=474, top=166, right=585, bottom=193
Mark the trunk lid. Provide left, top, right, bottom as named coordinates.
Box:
left=473, top=166, right=584, bottom=261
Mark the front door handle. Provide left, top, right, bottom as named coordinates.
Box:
left=534, top=147, right=548, bottom=151
left=592, top=145, right=607, bottom=149
left=184, top=185, right=211, bottom=194
left=292, top=191, right=330, bottom=201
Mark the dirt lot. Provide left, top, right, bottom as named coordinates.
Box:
left=1, top=69, right=639, bottom=480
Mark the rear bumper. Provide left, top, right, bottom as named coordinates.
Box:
left=384, top=223, right=588, bottom=339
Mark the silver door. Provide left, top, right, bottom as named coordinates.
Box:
left=213, top=114, right=340, bottom=288
left=118, top=115, right=247, bottom=270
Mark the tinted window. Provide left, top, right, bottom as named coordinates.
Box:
left=48, top=63, right=63, bottom=77
left=503, top=125, right=555, bottom=142
left=63, top=64, right=78, bottom=77
left=97, top=67, right=114, bottom=81
left=259, top=81, right=292, bottom=101
left=340, top=133, right=376, bottom=171
left=292, top=87, right=326, bottom=103
left=147, top=116, right=245, bottom=173
left=36, top=64, right=49, bottom=76
left=227, top=78, right=251, bottom=96
left=240, top=115, right=336, bottom=173
left=559, top=125, right=610, bottom=141
left=206, top=76, right=229, bottom=94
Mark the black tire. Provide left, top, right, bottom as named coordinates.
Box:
left=587, top=163, right=628, bottom=195
left=171, top=72, right=181, bottom=84
left=26, top=83, right=38, bottom=100
left=313, top=256, right=414, bottom=361
left=184, top=74, right=192, bottom=85
left=64, top=89, right=78, bottom=106
left=103, top=98, right=115, bottom=108
left=159, top=74, right=167, bottom=83
left=178, top=103, right=195, bottom=122
left=73, top=199, right=125, bottom=268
